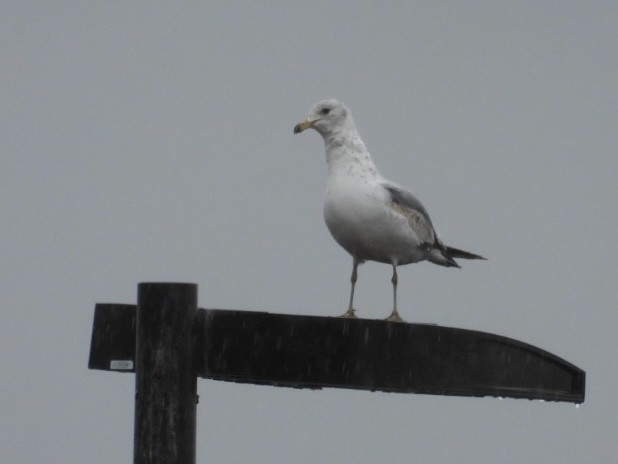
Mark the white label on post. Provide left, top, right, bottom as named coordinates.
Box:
left=110, top=360, right=134, bottom=370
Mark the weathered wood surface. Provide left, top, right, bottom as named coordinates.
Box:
left=89, top=304, right=585, bottom=403
left=133, top=283, right=197, bottom=464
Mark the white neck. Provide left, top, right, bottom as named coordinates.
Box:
left=322, top=128, right=381, bottom=179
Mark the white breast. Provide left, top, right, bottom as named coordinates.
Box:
left=323, top=172, right=426, bottom=265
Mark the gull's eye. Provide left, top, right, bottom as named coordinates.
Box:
left=320, top=107, right=331, bottom=115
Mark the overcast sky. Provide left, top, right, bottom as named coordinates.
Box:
left=2, top=2, right=617, bottom=463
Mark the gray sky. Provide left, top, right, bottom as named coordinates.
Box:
left=2, top=2, right=617, bottom=463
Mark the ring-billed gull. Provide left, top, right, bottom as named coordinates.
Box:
left=294, top=99, right=485, bottom=322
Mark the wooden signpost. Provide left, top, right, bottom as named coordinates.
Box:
left=88, top=282, right=585, bottom=464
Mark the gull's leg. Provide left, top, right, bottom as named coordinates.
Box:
left=339, top=258, right=359, bottom=318
left=386, top=264, right=405, bottom=322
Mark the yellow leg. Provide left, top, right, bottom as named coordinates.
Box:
left=339, top=258, right=359, bottom=318
left=385, top=264, right=404, bottom=322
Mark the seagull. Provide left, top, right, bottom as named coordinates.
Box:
left=294, top=99, right=485, bottom=322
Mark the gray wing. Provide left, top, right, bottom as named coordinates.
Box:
left=382, top=183, right=437, bottom=246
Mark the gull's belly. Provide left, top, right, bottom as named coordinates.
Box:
left=323, top=178, right=425, bottom=264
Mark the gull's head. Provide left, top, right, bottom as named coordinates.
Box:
left=294, top=99, right=354, bottom=137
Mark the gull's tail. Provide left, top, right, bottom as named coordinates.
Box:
left=445, top=246, right=486, bottom=261
left=428, top=244, right=486, bottom=268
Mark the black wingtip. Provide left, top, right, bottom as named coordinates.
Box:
left=445, top=246, right=486, bottom=261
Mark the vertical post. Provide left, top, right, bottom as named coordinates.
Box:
left=135, top=283, right=197, bottom=464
